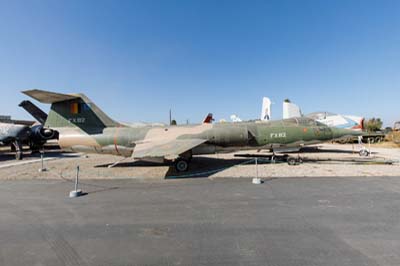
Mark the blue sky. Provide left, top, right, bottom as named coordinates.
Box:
left=0, top=0, right=399, bottom=126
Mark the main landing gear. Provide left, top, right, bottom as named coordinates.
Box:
left=174, top=157, right=190, bottom=172
left=359, top=148, right=370, bottom=157
left=11, top=140, right=23, bottom=160
left=286, top=156, right=303, bottom=166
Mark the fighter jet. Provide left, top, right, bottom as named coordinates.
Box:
left=0, top=122, right=30, bottom=159
left=0, top=101, right=57, bottom=160
left=23, top=89, right=360, bottom=171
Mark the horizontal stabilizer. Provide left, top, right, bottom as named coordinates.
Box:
left=23, top=89, right=120, bottom=130
left=22, top=89, right=78, bottom=104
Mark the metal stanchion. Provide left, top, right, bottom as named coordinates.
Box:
left=38, top=149, right=47, bottom=172
left=69, top=166, right=83, bottom=198
left=252, top=158, right=262, bottom=184
left=358, top=136, right=370, bottom=157
left=368, top=138, right=371, bottom=157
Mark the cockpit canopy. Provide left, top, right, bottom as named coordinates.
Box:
left=307, top=112, right=337, bottom=121
left=282, top=117, right=326, bottom=127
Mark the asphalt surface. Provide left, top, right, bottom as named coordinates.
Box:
left=0, top=177, right=400, bottom=266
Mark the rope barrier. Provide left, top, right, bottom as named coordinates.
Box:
left=58, top=157, right=277, bottom=181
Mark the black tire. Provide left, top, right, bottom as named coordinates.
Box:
left=175, top=158, right=189, bottom=172
left=13, top=141, right=23, bottom=160
left=287, top=157, right=297, bottom=166
left=359, top=149, right=370, bottom=157
left=15, top=150, right=23, bottom=160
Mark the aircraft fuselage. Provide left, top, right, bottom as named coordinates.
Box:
left=55, top=118, right=352, bottom=160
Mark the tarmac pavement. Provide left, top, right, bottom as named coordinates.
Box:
left=0, top=177, right=400, bottom=266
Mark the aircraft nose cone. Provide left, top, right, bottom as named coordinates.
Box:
left=331, top=128, right=362, bottom=140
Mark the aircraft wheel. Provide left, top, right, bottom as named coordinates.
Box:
left=175, top=158, right=189, bottom=172
left=359, top=149, right=370, bottom=157
left=15, top=150, right=23, bottom=160
left=13, top=141, right=23, bottom=160
left=287, top=157, right=297, bottom=166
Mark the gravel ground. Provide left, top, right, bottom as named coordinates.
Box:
left=0, top=143, right=399, bottom=180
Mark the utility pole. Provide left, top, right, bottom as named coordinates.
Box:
left=169, top=109, right=172, bottom=125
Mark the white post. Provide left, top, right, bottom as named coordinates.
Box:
left=255, top=157, right=258, bottom=179
left=38, top=149, right=47, bottom=172
left=252, top=158, right=262, bottom=184
left=75, top=166, right=79, bottom=191
left=368, top=138, right=371, bottom=157
left=69, top=165, right=83, bottom=198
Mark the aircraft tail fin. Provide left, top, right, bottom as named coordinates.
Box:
left=283, top=100, right=302, bottom=119
left=22, top=89, right=121, bottom=132
left=202, top=113, right=214, bottom=124
left=19, top=100, right=48, bottom=124
left=260, top=97, right=271, bottom=121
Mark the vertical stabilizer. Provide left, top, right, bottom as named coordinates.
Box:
left=260, top=97, right=271, bottom=121
left=202, top=113, right=214, bottom=124
left=283, top=101, right=302, bottom=119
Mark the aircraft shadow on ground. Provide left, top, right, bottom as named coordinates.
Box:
left=164, top=157, right=254, bottom=179
left=95, top=157, right=255, bottom=179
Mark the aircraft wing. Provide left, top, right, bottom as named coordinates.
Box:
left=133, top=138, right=207, bottom=160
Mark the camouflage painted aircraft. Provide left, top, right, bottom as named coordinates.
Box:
left=23, top=89, right=360, bottom=171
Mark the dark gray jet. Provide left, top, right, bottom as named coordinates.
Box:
left=0, top=122, right=30, bottom=159
left=0, top=101, right=57, bottom=160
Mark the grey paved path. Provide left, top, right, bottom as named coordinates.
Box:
left=0, top=177, right=399, bottom=266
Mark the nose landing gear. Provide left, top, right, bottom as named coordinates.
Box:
left=359, top=148, right=370, bottom=157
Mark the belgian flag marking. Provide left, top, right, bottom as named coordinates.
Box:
left=70, top=103, right=80, bottom=114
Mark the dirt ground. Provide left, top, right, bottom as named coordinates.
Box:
left=0, top=143, right=399, bottom=180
